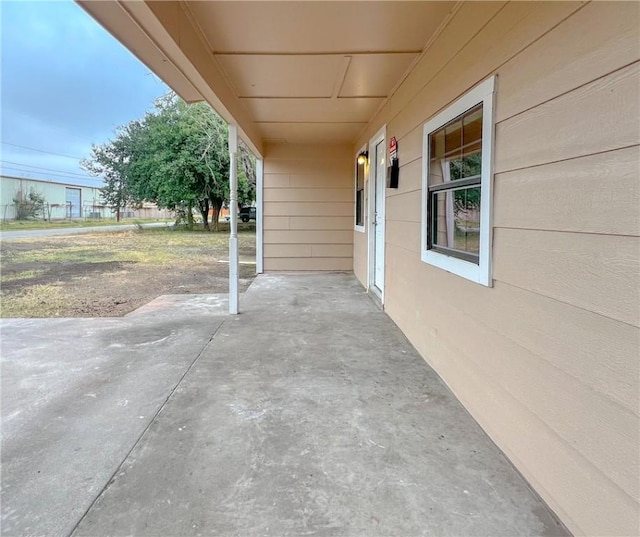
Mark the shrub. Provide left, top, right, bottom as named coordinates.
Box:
left=13, top=188, right=46, bottom=220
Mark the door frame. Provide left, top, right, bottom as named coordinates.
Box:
left=368, top=125, right=386, bottom=302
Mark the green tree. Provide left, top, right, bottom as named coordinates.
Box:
left=82, top=132, right=140, bottom=221
left=131, top=95, right=257, bottom=230
left=237, top=140, right=256, bottom=208
left=451, top=153, right=481, bottom=210
left=82, top=93, right=255, bottom=231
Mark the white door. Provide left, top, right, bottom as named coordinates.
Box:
left=372, top=139, right=385, bottom=293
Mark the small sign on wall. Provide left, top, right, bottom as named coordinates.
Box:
left=389, top=137, right=397, bottom=159
left=387, top=137, right=399, bottom=189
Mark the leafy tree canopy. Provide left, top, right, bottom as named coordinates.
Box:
left=81, top=129, right=140, bottom=221
left=82, top=93, right=255, bottom=230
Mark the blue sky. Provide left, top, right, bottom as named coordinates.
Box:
left=0, top=0, right=169, bottom=187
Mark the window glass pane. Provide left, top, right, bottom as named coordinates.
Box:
left=462, top=106, right=482, bottom=154
left=356, top=162, right=364, bottom=190
left=429, top=104, right=483, bottom=185
left=445, top=118, right=462, bottom=156
left=355, top=161, right=365, bottom=226
left=431, top=186, right=481, bottom=261
left=429, top=128, right=446, bottom=186
left=449, top=152, right=481, bottom=180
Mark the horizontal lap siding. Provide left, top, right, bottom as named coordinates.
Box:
left=352, top=231, right=367, bottom=285
left=387, top=243, right=639, bottom=513
left=264, top=144, right=353, bottom=271
left=264, top=216, right=353, bottom=231
left=355, top=2, right=640, bottom=536
left=493, top=229, right=639, bottom=326
left=493, top=146, right=640, bottom=235
left=495, top=62, right=639, bottom=173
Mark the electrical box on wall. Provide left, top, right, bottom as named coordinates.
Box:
left=387, top=136, right=399, bottom=189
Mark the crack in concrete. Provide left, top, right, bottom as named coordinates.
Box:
left=65, top=321, right=226, bottom=537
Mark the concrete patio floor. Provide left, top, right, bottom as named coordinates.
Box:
left=1, top=273, right=568, bottom=537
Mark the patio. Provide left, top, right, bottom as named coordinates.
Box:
left=1, top=273, right=568, bottom=536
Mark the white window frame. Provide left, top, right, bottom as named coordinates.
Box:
left=354, top=144, right=367, bottom=233
left=421, top=76, right=495, bottom=287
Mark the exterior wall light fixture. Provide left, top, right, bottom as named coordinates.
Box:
left=357, top=151, right=369, bottom=166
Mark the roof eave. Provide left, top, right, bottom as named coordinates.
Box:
left=76, top=0, right=264, bottom=157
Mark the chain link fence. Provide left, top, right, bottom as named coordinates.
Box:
left=1, top=203, right=173, bottom=221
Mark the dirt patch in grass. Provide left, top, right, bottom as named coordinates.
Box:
left=0, top=227, right=256, bottom=318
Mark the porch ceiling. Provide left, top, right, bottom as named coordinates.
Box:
left=79, top=1, right=457, bottom=153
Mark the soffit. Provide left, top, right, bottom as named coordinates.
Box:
left=185, top=1, right=454, bottom=54
left=340, top=54, right=419, bottom=97
left=244, top=98, right=384, bottom=124
left=81, top=1, right=457, bottom=149
left=181, top=1, right=456, bottom=146
left=258, top=123, right=366, bottom=145
left=216, top=55, right=344, bottom=98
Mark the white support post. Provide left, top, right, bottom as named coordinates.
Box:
left=256, top=158, right=264, bottom=274
left=228, top=124, right=239, bottom=314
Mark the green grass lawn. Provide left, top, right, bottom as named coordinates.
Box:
left=1, top=227, right=256, bottom=317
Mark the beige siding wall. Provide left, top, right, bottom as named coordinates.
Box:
left=353, top=227, right=368, bottom=285
left=354, top=2, right=640, bottom=536
left=263, top=144, right=353, bottom=271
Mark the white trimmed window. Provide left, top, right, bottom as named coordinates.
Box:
left=354, top=146, right=366, bottom=232
left=421, top=77, right=495, bottom=286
